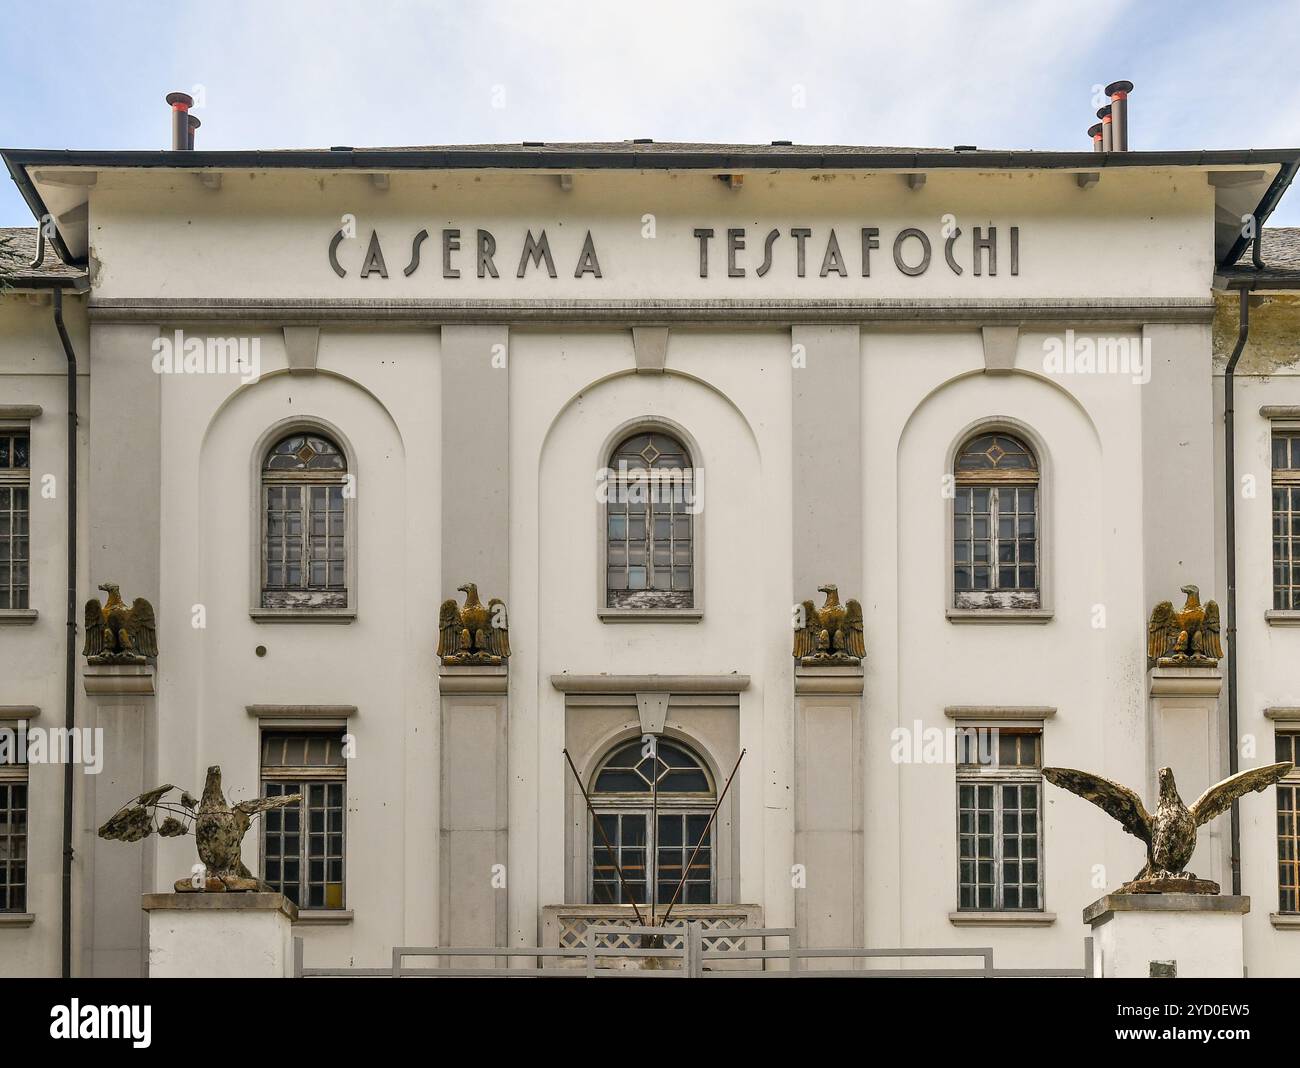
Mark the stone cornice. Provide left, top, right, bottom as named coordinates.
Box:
left=550, top=673, right=749, bottom=694
left=439, top=665, right=509, bottom=694
left=86, top=296, right=1215, bottom=327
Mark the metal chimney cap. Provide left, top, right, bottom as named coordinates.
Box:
left=1088, top=123, right=1104, bottom=137
left=165, top=91, right=194, bottom=109
left=1096, top=104, right=1112, bottom=120
left=1105, top=80, right=1134, bottom=96
left=187, top=115, right=201, bottom=130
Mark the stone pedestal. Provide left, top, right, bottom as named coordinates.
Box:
left=793, top=662, right=864, bottom=960
left=143, top=893, right=298, bottom=978
left=1084, top=893, right=1248, bottom=978
left=1148, top=664, right=1223, bottom=881
left=438, top=664, right=508, bottom=950
left=83, top=663, right=157, bottom=978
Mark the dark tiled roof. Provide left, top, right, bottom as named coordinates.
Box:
left=1219, top=226, right=1300, bottom=286
left=0, top=225, right=85, bottom=284
left=1258, top=226, right=1300, bottom=270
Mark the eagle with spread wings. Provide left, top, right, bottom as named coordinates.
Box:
left=1147, top=584, right=1223, bottom=667
left=437, top=582, right=511, bottom=664
left=98, top=765, right=300, bottom=892
left=83, top=582, right=158, bottom=664
left=793, top=583, right=865, bottom=664
left=1043, top=761, right=1292, bottom=892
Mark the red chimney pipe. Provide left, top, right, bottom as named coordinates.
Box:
left=1088, top=122, right=1103, bottom=151
left=187, top=113, right=201, bottom=151
left=166, top=91, right=193, bottom=151
left=1105, top=80, right=1133, bottom=151
left=1096, top=104, right=1113, bottom=152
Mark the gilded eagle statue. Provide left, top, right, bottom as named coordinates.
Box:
left=1043, top=762, right=1292, bottom=894
left=83, top=582, right=158, bottom=664
left=437, top=582, right=511, bottom=664
left=98, top=765, right=301, bottom=892
left=793, top=584, right=865, bottom=664
left=1147, top=584, right=1223, bottom=667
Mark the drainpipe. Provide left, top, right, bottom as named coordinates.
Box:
left=51, top=286, right=78, bottom=977
left=1224, top=286, right=1251, bottom=897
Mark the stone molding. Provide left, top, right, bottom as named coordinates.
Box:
left=83, top=663, right=155, bottom=697
left=794, top=663, right=864, bottom=695
left=439, top=664, right=508, bottom=694
left=1083, top=893, right=1249, bottom=925
left=1148, top=664, right=1223, bottom=697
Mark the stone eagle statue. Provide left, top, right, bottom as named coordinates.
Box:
left=1147, top=584, right=1223, bottom=667
left=83, top=582, right=158, bottom=664
left=793, top=584, right=865, bottom=664
left=1043, top=762, right=1292, bottom=894
left=98, top=765, right=301, bottom=892
left=437, top=582, right=511, bottom=664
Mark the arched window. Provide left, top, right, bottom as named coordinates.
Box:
left=953, top=431, right=1040, bottom=609
left=589, top=738, right=714, bottom=906
left=605, top=430, right=695, bottom=610
left=260, top=431, right=349, bottom=609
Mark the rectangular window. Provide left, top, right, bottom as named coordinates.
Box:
left=1273, top=432, right=1300, bottom=611
left=956, top=728, right=1042, bottom=911
left=263, top=484, right=346, bottom=605
left=1277, top=732, right=1300, bottom=914
left=0, top=430, right=31, bottom=610
left=954, top=485, right=1038, bottom=600
left=0, top=731, right=28, bottom=912
left=260, top=731, right=346, bottom=909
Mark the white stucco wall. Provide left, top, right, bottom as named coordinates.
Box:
left=4, top=161, right=1298, bottom=978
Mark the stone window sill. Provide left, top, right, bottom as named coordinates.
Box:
left=1269, top=912, right=1300, bottom=929
left=1265, top=611, right=1300, bottom=627
left=599, top=608, right=703, bottom=624
left=0, top=912, right=36, bottom=927
left=250, top=608, right=355, bottom=625
left=947, top=609, right=1053, bottom=625
left=948, top=910, right=1056, bottom=927
left=293, top=909, right=353, bottom=926
left=0, top=609, right=38, bottom=626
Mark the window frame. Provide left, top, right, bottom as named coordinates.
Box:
left=0, top=739, right=28, bottom=914
left=1271, top=429, right=1300, bottom=613
left=955, top=726, right=1045, bottom=913
left=596, top=417, right=704, bottom=623
left=945, top=419, right=1052, bottom=622
left=0, top=421, right=32, bottom=615
left=586, top=737, right=717, bottom=908
left=259, top=729, right=348, bottom=911
left=249, top=418, right=357, bottom=623
left=1276, top=731, right=1300, bottom=915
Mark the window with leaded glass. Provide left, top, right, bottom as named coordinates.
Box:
left=260, top=731, right=347, bottom=910
left=956, top=727, right=1043, bottom=911
left=260, top=432, right=348, bottom=609
left=0, top=429, right=31, bottom=611
left=0, top=728, right=28, bottom=913
left=604, top=431, right=695, bottom=610
left=1272, top=432, right=1300, bottom=611
left=1276, top=732, right=1300, bottom=914
left=589, top=738, right=714, bottom=908
left=953, top=432, right=1040, bottom=610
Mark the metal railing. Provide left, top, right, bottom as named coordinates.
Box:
left=294, top=926, right=1093, bottom=978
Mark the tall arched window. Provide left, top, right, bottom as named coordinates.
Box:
left=953, top=431, right=1040, bottom=609
left=261, top=431, right=349, bottom=609
left=605, top=430, right=695, bottom=610
left=589, top=738, right=714, bottom=906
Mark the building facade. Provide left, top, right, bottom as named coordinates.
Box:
left=1, top=137, right=1299, bottom=976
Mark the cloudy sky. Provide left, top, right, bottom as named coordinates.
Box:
left=3, top=0, right=1300, bottom=225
